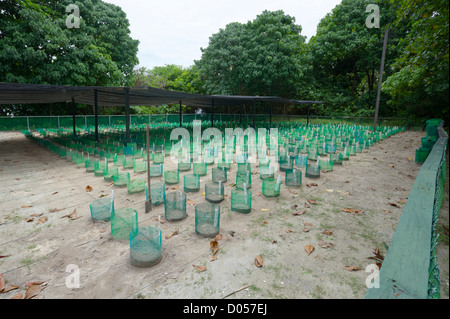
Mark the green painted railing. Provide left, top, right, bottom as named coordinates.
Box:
left=365, top=121, right=447, bottom=299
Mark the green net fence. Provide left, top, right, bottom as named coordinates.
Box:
left=0, top=114, right=420, bottom=131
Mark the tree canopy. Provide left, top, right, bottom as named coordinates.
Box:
left=0, top=0, right=139, bottom=87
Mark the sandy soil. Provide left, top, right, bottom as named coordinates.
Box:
left=0, top=129, right=448, bottom=299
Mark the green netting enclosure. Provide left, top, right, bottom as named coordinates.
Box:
left=365, top=120, right=448, bottom=299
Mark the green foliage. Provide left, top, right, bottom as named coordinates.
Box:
left=0, top=0, right=139, bottom=87
left=382, top=0, right=449, bottom=119
left=195, top=10, right=306, bottom=98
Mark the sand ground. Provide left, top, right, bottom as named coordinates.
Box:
left=0, top=129, right=448, bottom=299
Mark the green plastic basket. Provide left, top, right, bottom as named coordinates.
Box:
left=129, top=225, right=162, bottom=268
left=212, top=167, right=227, bottom=183
left=259, top=165, right=275, bottom=180
left=178, top=160, right=191, bottom=172
left=205, top=181, right=225, bottom=203
left=111, top=207, right=138, bottom=240
left=103, top=167, right=119, bottom=181
left=146, top=182, right=166, bottom=206
left=294, top=154, right=308, bottom=168
left=113, top=172, right=130, bottom=187
left=150, top=163, right=163, bottom=177
left=231, top=188, right=252, bottom=214
left=133, top=158, right=147, bottom=173
left=164, top=191, right=187, bottom=221
left=319, top=158, right=334, bottom=172
left=236, top=171, right=251, bottom=189
left=305, top=164, right=320, bottom=179
left=184, top=174, right=200, bottom=193
left=262, top=176, right=281, bottom=197
left=330, top=152, right=343, bottom=165
left=285, top=168, right=302, bottom=187
left=193, top=162, right=207, bottom=176
left=127, top=179, right=145, bottom=194
left=85, top=159, right=95, bottom=172
left=195, top=203, right=220, bottom=237
left=164, top=169, right=180, bottom=185
left=89, top=195, right=114, bottom=222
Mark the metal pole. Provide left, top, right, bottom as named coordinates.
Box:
left=71, top=98, right=76, bottom=138
left=211, top=98, right=215, bottom=127
left=374, top=27, right=389, bottom=132
left=94, top=89, right=99, bottom=143
left=307, top=104, right=311, bottom=127
left=179, top=101, right=182, bottom=127
left=124, top=87, right=130, bottom=145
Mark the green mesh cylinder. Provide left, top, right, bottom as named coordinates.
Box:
left=94, top=160, right=107, bottom=176
left=195, top=203, right=220, bottom=237
left=111, top=208, right=138, bottom=240
left=178, top=160, right=191, bottom=172
left=153, top=151, right=165, bottom=164
left=113, top=172, right=130, bottom=187
left=258, top=156, right=270, bottom=167
left=236, top=171, right=251, bottom=189
left=146, top=182, right=165, bottom=206
left=294, top=154, right=308, bottom=168
left=212, top=167, right=227, bottom=183
left=127, top=179, right=145, bottom=194
left=164, top=191, right=187, bottom=221
left=259, top=165, right=274, bottom=180
left=285, top=168, right=302, bottom=187
left=122, top=156, right=134, bottom=169
left=130, top=226, right=162, bottom=267
left=85, top=159, right=95, bottom=172
left=262, top=177, right=281, bottom=197
left=184, top=174, right=200, bottom=193
left=305, top=164, right=320, bottom=179
left=113, top=154, right=125, bottom=166
left=133, top=158, right=147, bottom=173
left=76, top=154, right=85, bottom=168
left=205, top=181, right=225, bottom=203
left=90, top=196, right=114, bottom=222
left=150, top=163, right=163, bottom=177
left=319, top=158, right=334, bottom=172
left=231, top=188, right=252, bottom=214
left=237, top=162, right=251, bottom=175
left=193, top=162, right=207, bottom=176
left=330, top=152, right=343, bottom=165
left=279, top=155, right=294, bottom=171
left=164, top=169, right=179, bottom=185
left=104, top=167, right=118, bottom=181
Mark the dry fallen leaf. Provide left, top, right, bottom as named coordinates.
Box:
left=187, top=199, right=195, bottom=206
left=255, top=255, right=264, bottom=267
left=261, top=208, right=270, bottom=212
left=35, top=216, right=48, bottom=225
left=304, top=245, right=315, bottom=256
left=210, top=239, right=219, bottom=255
left=293, top=209, right=306, bottom=216
left=340, top=208, right=363, bottom=214
left=285, top=229, right=293, bottom=233
left=192, top=265, right=206, bottom=272
left=1, top=284, right=19, bottom=293
left=306, top=183, right=318, bottom=187
left=48, top=208, right=64, bottom=213
left=344, top=266, right=363, bottom=272
left=389, top=202, right=401, bottom=208
left=30, top=213, right=43, bottom=217
left=25, top=218, right=34, bottom=223
left=165, top=230, right=179, bottom=239
left=61, top=209, right=78, bottom=220
left=324, top=189, right=334, bottom=193
left=322, top=230, right=333, bottom=236
left=318, top=241, right=335, bottom=249
left=307, top=199, right=318, bottom=205
left=85, top=185, right=93, bottom=192
left=303, top=227, right=310, bottom=232
left=0, top=274, right=5, bottom=292
left=21, top=205, right=33, bottom=208
left=10, top=293, right=23, bottom=299
left=304, top=222, right=313, bottom=227
left=24, top=282, right=48, bottom=299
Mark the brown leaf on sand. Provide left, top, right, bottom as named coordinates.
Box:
left=344, top=266, right=363, bottom=272
left=307, top=199, right=318, bottom=205
left=35, top=216, right=48, bottom=225
left=0, top=274, right=5, bottom=292
left=21, top=205, right=33, bottom=208
left=210, top=239, right=219, bottom=255
left=255, top=255, right=264, bottom=267
left=48, top=208, right=64, bottom=213
left=306, top=183, right=318, bottom=187
left=85, top=185, right=93, bottom=192
left=187, top=199, right=195, bottom=206
left=304, top=245, right=315, bottom=256
left=293, top=209, right=306, bottom=216
left=318, top=241, right=335, bottom=249
left=388, top=202, right=401, bottom=208
left=1, top=284, right=19, bottom=293
left=340, top=208, right=363, bottom=214
left=322, top=230, right=333, bottom=236
left=61, top=209, right=79, bottom=220
left=24, top=282, right=48, bottom=299
left=165, top=230, right=179, bottom=239
left=192, top=265, right=206, bottom=272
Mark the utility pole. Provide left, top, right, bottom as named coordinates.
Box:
left=373, top=27, right=389, bottom=132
